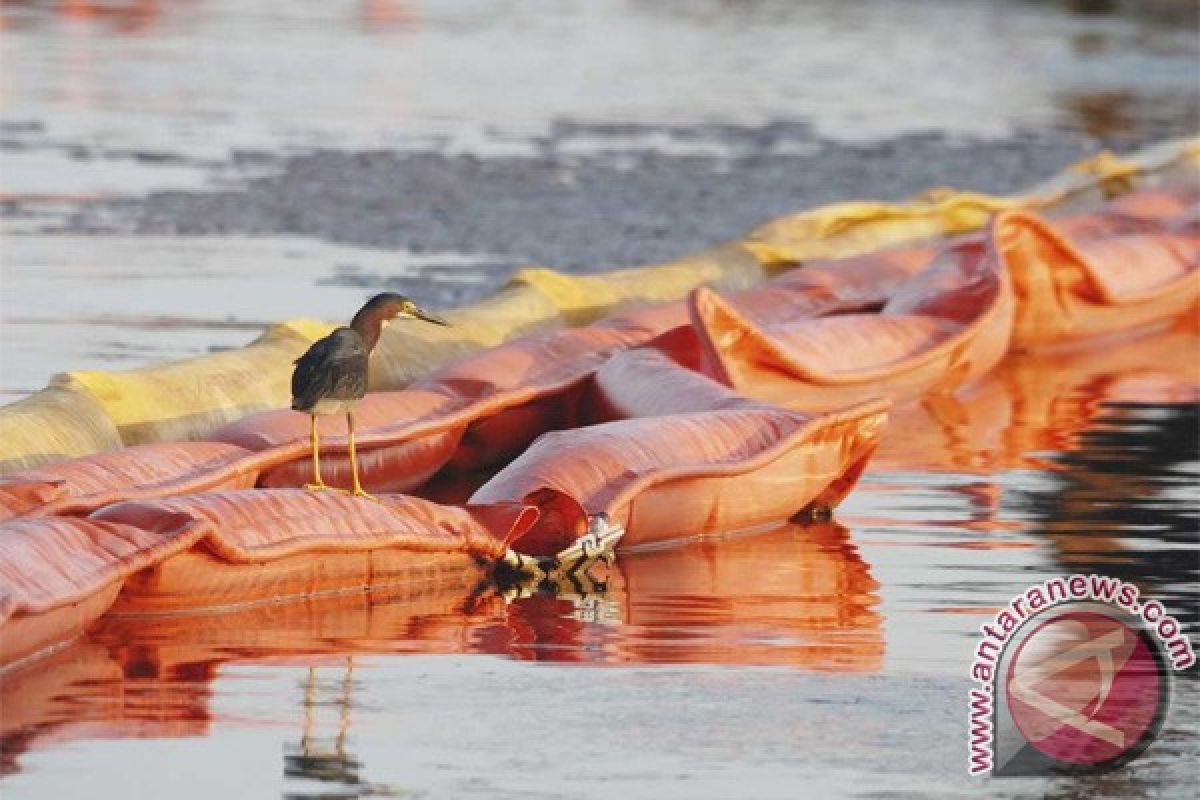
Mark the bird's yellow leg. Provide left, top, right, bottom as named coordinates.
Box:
left=347, top=409, right=377, bottom=501
left=304, top=414, right=330, bottom=491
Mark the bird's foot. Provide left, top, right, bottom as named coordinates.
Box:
left=304, top=483, right=354, bottom=495
left=351, top=488, right=380, bottom=503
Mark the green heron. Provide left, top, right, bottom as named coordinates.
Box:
left=292, top=292, right=448, bottom=498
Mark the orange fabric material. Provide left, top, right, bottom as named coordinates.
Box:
left=109, top=548, right=484, bottom=615
left=0, top=246, right=925, bottom=520
left=214, top=387, right=449, bottom=451
left=212, top=254, right=925, bottom=494
left=711, top=246, right=936, bottom=326
left=90, top=491, right=527, bottom=564
left=448, top=393, right=581, bottom=471
left=690, top=236, right=1013, bottom=411
left=1054, top=187, right=1197, bottom=239
left=582, top=248, right=939, bottom=421
left=1001, top=203, right=1199, bottom=348
left=261, top=427, right=463, bottom=493
left=0, top=515, right=202, bottom=623
left=0, top=585, right=123, bottom=669
left=0, top=491, right=532, bottom=664
left=212, top=305, right=687, bottom=492
left=586, top=348, right=751, bottom=422
left=0, top=442, right=258, bottom=521
left=2, top=186, right=1195, bottom=668
left=472, top=398, right=887, bottom=555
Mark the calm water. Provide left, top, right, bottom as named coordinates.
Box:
left=3, top=0, right=1197, bottom=175
left=2, top=0, right=1198, bottom=394
left=1, top=324, right=1196, bottom=798
left=1, top=1, right=1198, bottom=797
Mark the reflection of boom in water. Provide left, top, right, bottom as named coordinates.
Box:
left=874, top=320, right=1200, bottom=475
left=0, top=519, right=884, bottom=777
left=500, top=521, right=884, bottom=670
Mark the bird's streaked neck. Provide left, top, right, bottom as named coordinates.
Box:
left=349, top=307, right=390, bottom=354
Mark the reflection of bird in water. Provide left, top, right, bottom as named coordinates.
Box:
left=291, top=293, right=448, bottom=499
left=282, top=662, right=379, bottom=796
left=286, top=662, right=359, bottom=785
left=283, top=659, right=406, bottom=798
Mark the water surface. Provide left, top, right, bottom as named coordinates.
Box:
left=3, top=0, right=1196, bottom=178
left=1, top=2, right=1197, bottom=797
left=3, top=0, right=1197, bottom=394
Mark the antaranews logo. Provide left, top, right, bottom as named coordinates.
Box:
left=967, top=574, right=1194, bottom=776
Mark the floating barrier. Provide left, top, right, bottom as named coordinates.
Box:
left=0, top=442, right=258, bottom=521
left=56, top=320, right=334, bottom=448
left=1, top=147, right=1197, bottom=670
left=742, top=138, right=1199, bottom=267
left=472, top=400, right=886, bottom=555
left=690, top=236, right=1011, bottom=411
left=19, top=271, right=889, bottom=518
left=218, top=303, right=690, bottom=492
left=1, top=138, right=1194, bottom=474
left=0, top=514, right=192, bottom=665
left=95, top=492, right=531, bottom=613
left=0, top=246, right=924, bottom=522
left=586, top=347, right=750, bottom=421
left=0, top=490, right=533, bottom=664
left=3, top=191, right=1188, bottom=525
left=0, top=386, right=121, bottom=476
left=1000, top=207, right=1198, bottom=349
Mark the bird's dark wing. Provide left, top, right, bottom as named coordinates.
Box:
left=291, top=329, right=369, bottom=411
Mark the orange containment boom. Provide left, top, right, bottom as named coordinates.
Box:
left=1001, top=200, right=1199, bottom=348
left=472, top=400, right=886, bottom=555
left=0, top=491, right=535, bottom=665
left=0, top=164, right=1197, bottom=670
left=690, top=236, right=1013, bottom=411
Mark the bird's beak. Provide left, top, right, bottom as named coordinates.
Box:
left=411, top=307, right=451, bottom=327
